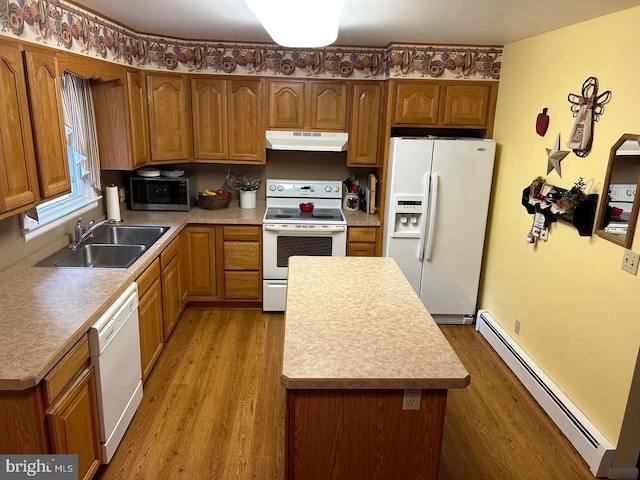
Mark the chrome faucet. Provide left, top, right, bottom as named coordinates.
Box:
left=69, top=217, right=116, bottom=249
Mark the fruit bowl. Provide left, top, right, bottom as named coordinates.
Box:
left=299, top=202, right=314, bottom=212
left=198, top=192, right=231, bottom=210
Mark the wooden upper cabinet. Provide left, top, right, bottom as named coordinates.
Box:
left=92, top=70, right=150, bottom=170
left=442, top=83, right=492, bottom=127
left=227, top=79, right=265, bottom=163
left=392, top=80, right=498, bottom=135
left=24, top=50, right=71, bottom=200
left=146, top=74, right=190, bottom=162
left=267, top=80, right=347, bottom=131
left=347, top=83, right=382, bottom=166
left=394, top=82, right=440, bottom=125
left=267, top=80, right=305, bottom=129
left=0, top=42, right=39, bottom=218
left=126, top=71, right=151, bottom=167
left=191, top=77, right=228, bottom=160
left=309, top=82, right=347, bottom=130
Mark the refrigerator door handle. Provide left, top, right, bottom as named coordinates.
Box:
left=423, top=173, right=439, bottom=261
left=418, top=172, right=431, bottom=261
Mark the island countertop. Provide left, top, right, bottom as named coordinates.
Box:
left=282, top=256, right=470, bottom=390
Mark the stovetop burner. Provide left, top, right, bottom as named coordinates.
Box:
left=264, top=207, right=346, bottom=225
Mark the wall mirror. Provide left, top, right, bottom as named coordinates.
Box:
left=595, top=133, right=640, bottom=248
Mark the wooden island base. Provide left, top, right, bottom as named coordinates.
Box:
left=286, top=388, right=448, bottom=480
left=282, top=257, right=470, bottom=480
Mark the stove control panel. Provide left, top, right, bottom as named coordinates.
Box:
left=610, top=184, right=636, bottom=202
left=266, top=179, right=342, bottom=198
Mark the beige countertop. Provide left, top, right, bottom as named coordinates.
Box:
left=281, top=256, right=470, bottom=390
left=0, top=202, right=379, bottom=390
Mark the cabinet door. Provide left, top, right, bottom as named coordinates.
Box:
left=394, top=82, right=440, bottom=125
left=24, top=50, right=71, bottom=200
left=183, top=225, right=217, bottom=298
left=161, top=244, right=182, bottom=342
left=0, top=43, right=39, bottom=217
left=47, top=366, right=101, bottom=480
left=192, top=77, right=228, bottom=160
left=227, top=79, right=265, bottom=163
left=147, top=74, right=190, bottom=162
left=126, top=71, right=150, bottom=168
left=347, top=83, right=381, bottom=166
left=309, top=82, right=347, bottom=131
left=442, top=84, right=491, bottom=126
left=137, top=259, right=164, bottom=382
left=267, top=80, right=305, bottom=129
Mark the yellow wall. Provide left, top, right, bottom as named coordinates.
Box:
left=481, top=5, right=640, bottom=453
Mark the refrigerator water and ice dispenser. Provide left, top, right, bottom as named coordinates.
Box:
left=390, top=195, right=424, bottom=237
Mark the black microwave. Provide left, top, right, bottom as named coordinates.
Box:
left=130, top=175, right=195, bottom=211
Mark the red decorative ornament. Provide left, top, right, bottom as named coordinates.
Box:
left=536, top=107, right=549, bottom=136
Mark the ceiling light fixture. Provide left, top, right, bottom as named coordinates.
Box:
left=244, top=0, right=343, bottom=48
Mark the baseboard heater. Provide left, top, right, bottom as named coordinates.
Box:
left=476, top=310, right=615, bottom=478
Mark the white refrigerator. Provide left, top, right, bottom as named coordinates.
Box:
left=382, top=137, right=496, bottom=324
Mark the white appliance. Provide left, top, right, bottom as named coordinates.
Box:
left=263, top=179, right=347, bottom=311
left=265, top=130, right=348, bottom=151
left=89, top=282, right=143, bottom=463
left=382, top=137, right=496, bottom=324
left=604, top=183, right=636, bottom=235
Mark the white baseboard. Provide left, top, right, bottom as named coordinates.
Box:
left=476, top=309, right=616, bottom=478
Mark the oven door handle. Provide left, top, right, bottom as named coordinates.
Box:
left=263, top=224, right=347, bottom=233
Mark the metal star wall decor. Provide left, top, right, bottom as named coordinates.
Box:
left=546, top=133, right=570, bottom=177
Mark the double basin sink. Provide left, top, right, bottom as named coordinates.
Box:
left=39, top=225, right=170, bottom=268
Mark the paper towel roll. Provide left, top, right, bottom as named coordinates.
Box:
left=106, top=184, right=122, bottom=221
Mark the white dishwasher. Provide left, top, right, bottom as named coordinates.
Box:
left=89, top=282, right=143, bottom=464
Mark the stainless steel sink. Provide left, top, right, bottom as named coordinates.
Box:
left=54, top=244, right=147, bottom=268
left=92, top=225, right=170, bottom=248
left=36, top=225, right=170, bottom=268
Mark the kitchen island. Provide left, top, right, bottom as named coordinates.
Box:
left=282, top=256, right=469, bottom=480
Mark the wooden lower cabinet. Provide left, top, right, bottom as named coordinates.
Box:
left=160, top=236, right=185, bottom=341
left=286, top=388, right=447, bottom=480
left=47, top=366, right=101, bottom=480
left=183, top=225, right=217, bottom=298
left=137, top=257, right=164, bottom=382
left=222, top=225, right=261, bottom=301
left=347, top=226, right=378, bottom=256
left=0, top=335, right=101, bottom=480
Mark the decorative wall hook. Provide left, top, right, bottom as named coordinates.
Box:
left=566, top=76, right=611, bottom=157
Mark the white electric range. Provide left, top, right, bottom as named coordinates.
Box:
left=262, top=179, right=347, bottom=311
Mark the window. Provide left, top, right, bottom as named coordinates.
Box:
left=22, top=73, right=102, bottom=241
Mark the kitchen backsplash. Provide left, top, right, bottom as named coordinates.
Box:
left=0, top=0, right=502, bottom=81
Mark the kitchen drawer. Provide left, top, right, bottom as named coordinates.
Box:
left=137, top=258, right=160, bottom=297
left=160, top=236, right=180, bottom=269
left=223, top=225, right=260, bottom=242
left=348, top=227, right=377, bottom=243
left=347, top=243, right=376, bottom=257
left=43, top=336, right=89, bottom=406
left=224, top=271, right=261, bottom=300
left=224, top=241, right=260, bottom=270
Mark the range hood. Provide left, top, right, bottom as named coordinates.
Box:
left=266, top=130, right=348, bottom=152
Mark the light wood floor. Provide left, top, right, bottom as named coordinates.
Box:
left=95, top=308, right=598, bottom=480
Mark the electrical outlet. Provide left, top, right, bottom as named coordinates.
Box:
left=402, top=389, right=421, bottom=410
left=621, top=249, right=639, bottom=275
left=514, top=319, right=521, bottom=335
